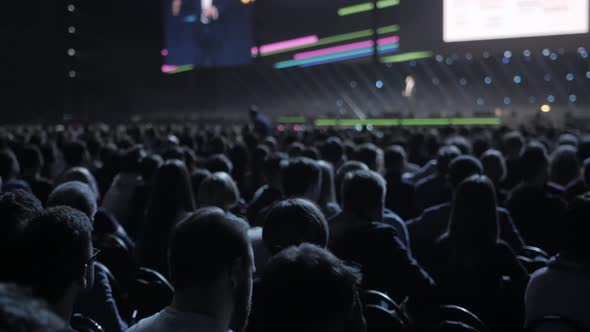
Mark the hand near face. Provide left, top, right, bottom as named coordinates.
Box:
left=202, top=5, right=219, bottom=20
left=172, top=0, right=182, bottom=16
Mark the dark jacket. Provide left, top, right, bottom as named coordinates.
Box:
left=407, top=202, right=525, bottom=270
left=505, top=184, right=567, bottom=255
left=330, top=222, right=436, bottom=310
left=431, top=238, right=529, bottom=331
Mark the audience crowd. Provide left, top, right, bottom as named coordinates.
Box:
left=1, top=113, right=589, bottom=332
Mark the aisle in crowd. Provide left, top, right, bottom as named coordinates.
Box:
left=1, top=116, right=589, bottom=332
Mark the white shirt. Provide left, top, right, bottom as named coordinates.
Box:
left=126, top=307, right=232, bottom=332
left=201, top=0, right=212, bottom=9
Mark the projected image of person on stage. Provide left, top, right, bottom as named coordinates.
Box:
left=165, top=0, right=252, bottom=69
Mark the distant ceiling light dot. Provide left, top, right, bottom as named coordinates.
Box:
left=68, top=70, right=77, bottom=78
left=523, top=49, right=531, bottom=57
left=566, top=73, right=574, bottom=81
left=350, top=81, right=357, bottom=88
left=375, top=80, right=383, bottom=89
left=502, top=57, right=510, bottom=64
left=68, top=26, right=76, bottom=34
left=67, top=48, right=76, bottom=56
left=529, top=96, right=536, bottom=104
left=504, top=50, right=512, bottom=58
left=67, top=4, right=75, bottom=12
left=476, top=98, right=485, bottom=106
left=541, top=104, right=551, bottom=113
left=484, top=76, right=492, bottom=85
left=544, top=74, right=552, bottom=82
left=445, top=58, right=453, bottom=65
left=161, top=49, right=168, bottom=56
left=542, top=49, right=551, bottom=56
left=513, top=75, right=522, bottom=84
left=465, top=53, right=473, bottom=60
left=459, top=78, right=467, bottom=86
left=432, top=78, right=440, bottom=85
left=547, top=95, right=556, bottom=103
left=550, top=53, right=558, bottom=61
left=569, top=94, right=577, bottom=103
left=435, top=54, right=444, bottom=62
left=483, top=51, right=491, bottom=58
left=504, top=97, right=511, bottom=105
left=586, top=71, right=590, bottom=79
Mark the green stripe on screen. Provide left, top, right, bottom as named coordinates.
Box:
left=338, top=0, right=400, bottom=16
left=338, top=3, right=374, bottom=16
left=376, top=25, right=400, bottom=34
left=314, top=118, right=501, bottom=127
left=168, top=65, right=194, bottom=74
left=380, top=51, right=434, bottom=63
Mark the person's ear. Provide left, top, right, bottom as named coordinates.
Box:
left=78, top=265, right=89, bottom=289
left=229, top=258, right=244, bottom=290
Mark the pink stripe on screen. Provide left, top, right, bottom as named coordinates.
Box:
left=259, top=35, right=319, bottom=54
left=377, top=35, right=400, bottom=45
left=294, top=40, right=374, bottom=60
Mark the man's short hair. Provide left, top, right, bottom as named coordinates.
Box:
left=205, top=154, right=233, bottom=174
left=168, top=207, right=251, bottom=291
left=384, top=145, right=407, bottom=174
left=0, top=283, right=66, bottom=332
left=0, top=190, right=42, bottom=233
left=263, top=199, right=329, bottom=254
left=263, top=152, right=287, bottom=178
left=436, top=145, right=462, bottom=175
left=62, top=140, right=87, bottom=166
left=354, top=143, right=382, bottom=172
left=549, top=145, right=580, bottom=186
left=57, top=167, right=100, bottom=200
left=197, top=172, right=240, bottom=210
left=519, top=141, right=549, bottom=181
left=281, top=157, right=321, bottom=197
left=480, top=149, right=507, bottom=184
left=342, top=170, right=386, bottom=220
left=0, top=190, right=42, bottom=281
left=320, top=137, right=344, bottom=165
left=448, top=155, right=483, bottom=188
left=21, top=206, right=93, bottom=303
left=0, top=149, right=20, bottom=179
left=259, top=244, right=364, bottom=332
left=140, top=154, right=164, bottom=182
left=47, top=181, right=97, bottom=219
left=335, top=161, right=369, bottom=205
left=18, top=145, right=44, bottom=173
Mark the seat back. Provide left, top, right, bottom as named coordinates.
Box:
left=364, top=304, right=406, bottom=332
left=437, top=320, right=481, bottom=332
left=361, top=290, right=409, bottom=327
left=128, top=267, right=174, bottom=323
left=71, top=314, right=104, bottom=332
left=525, top=315, right=587, bottom=332
left=435, top=305, right=488, bottom=332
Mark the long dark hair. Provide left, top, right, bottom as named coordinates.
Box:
left=139, top=159, right=195, bottom=273
left=445, top=175, right=499, bottom=250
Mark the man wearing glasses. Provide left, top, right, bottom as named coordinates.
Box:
left=19, top=206, right=97, bottom=330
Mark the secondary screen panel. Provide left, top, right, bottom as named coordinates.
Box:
left=444, top=0, right=589, bottom=42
